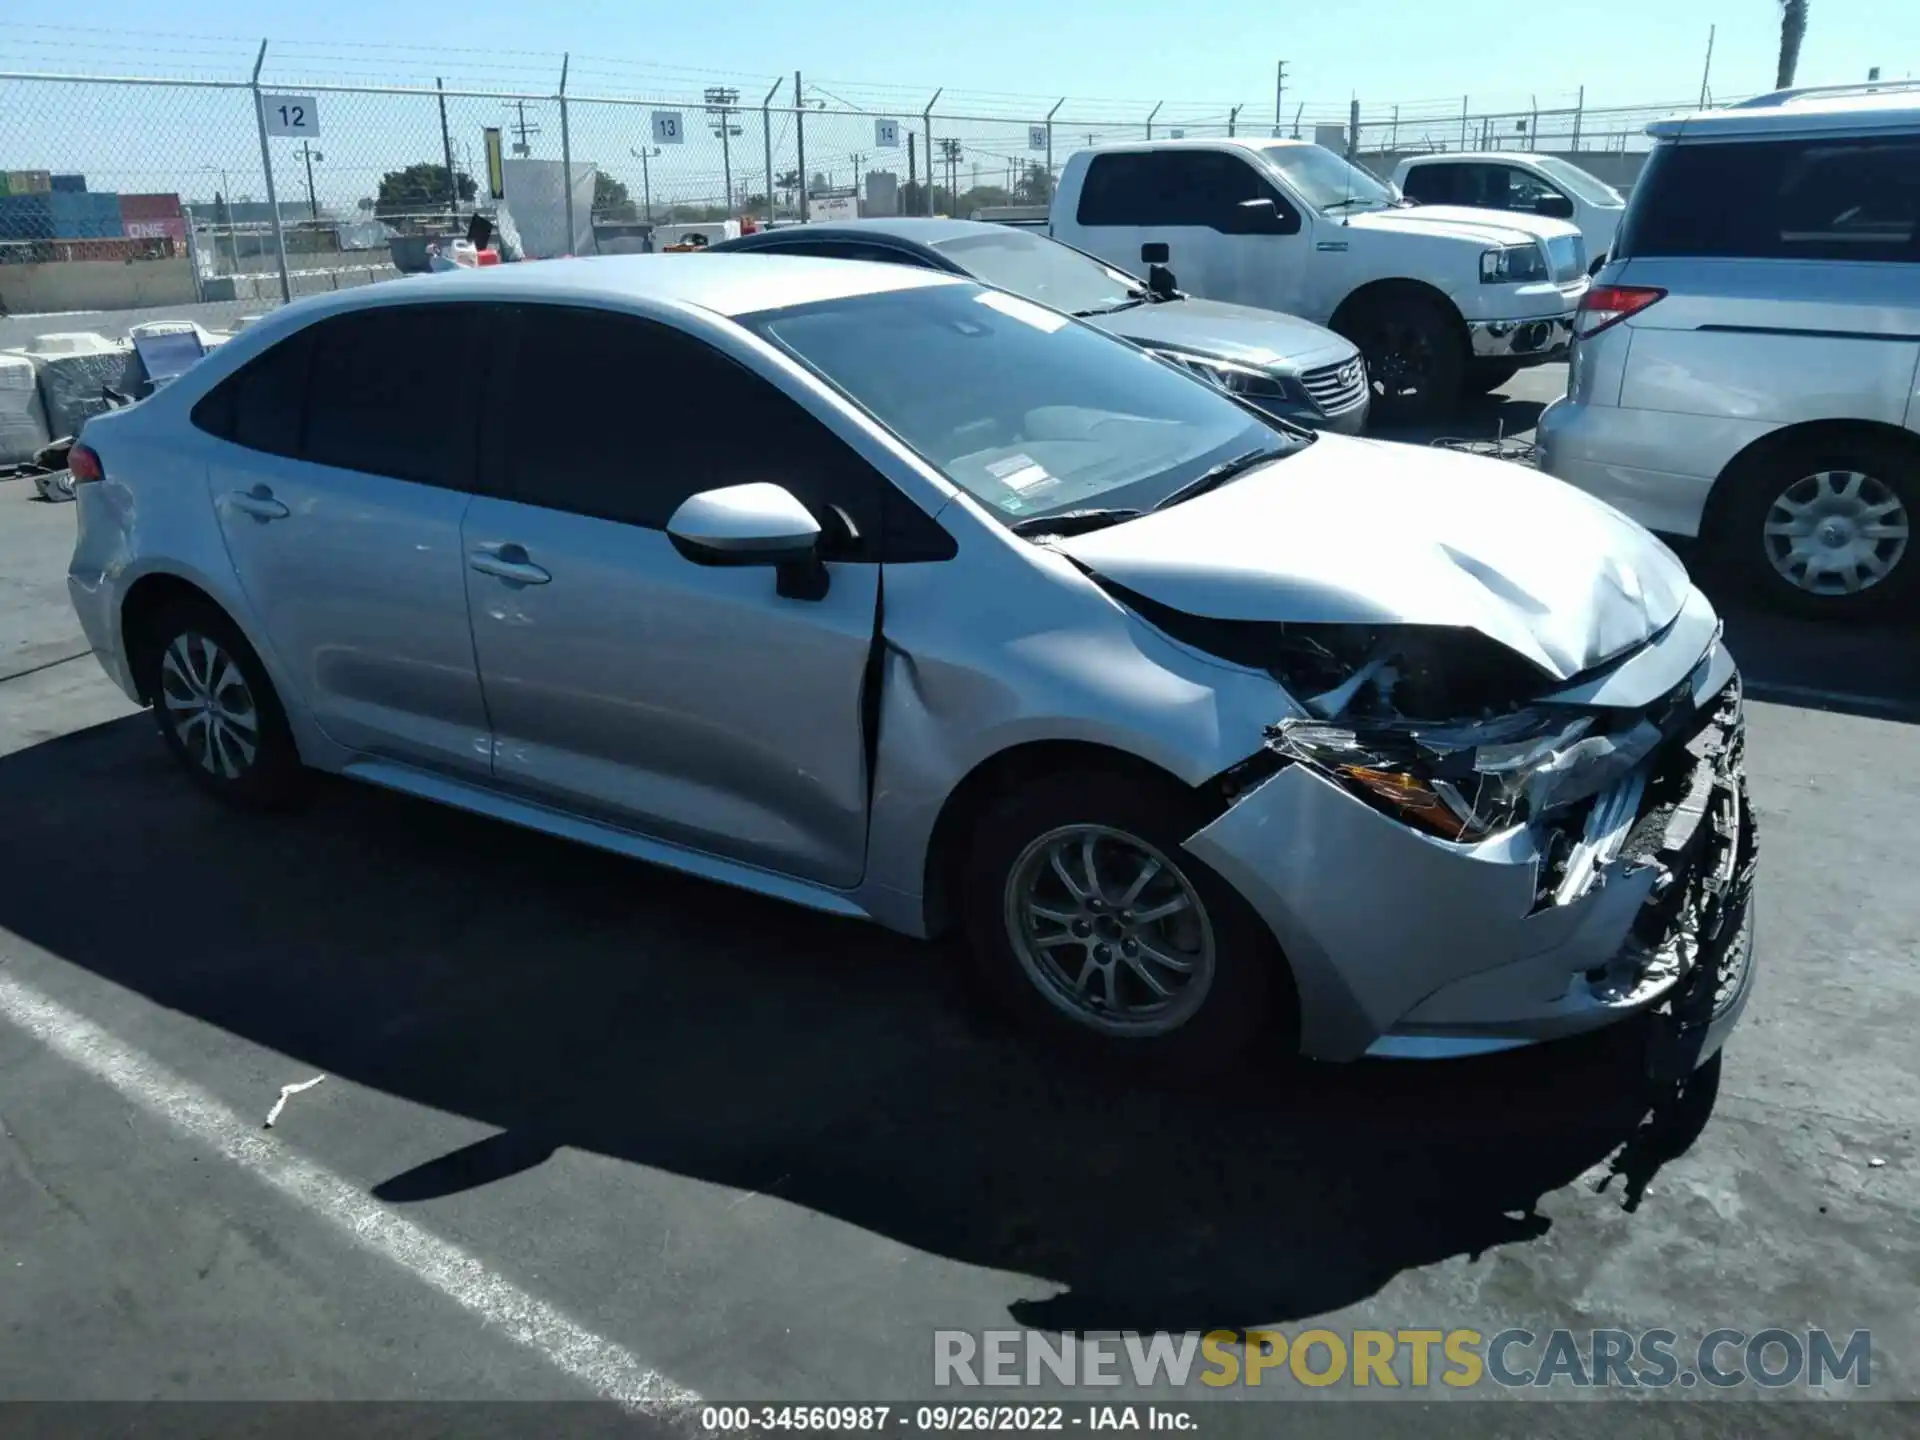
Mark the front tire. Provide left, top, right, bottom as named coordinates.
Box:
left=1465, top=359, right=1522, bottom=396
left=1715, top=435, right=1920, bottom=620
left=961, top=769, right=1285, bottom=1072
left=1338, top=292, right=1467, bottom=425
left=135, top=597, right=307, bottom=807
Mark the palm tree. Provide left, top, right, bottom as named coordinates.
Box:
left=1776, top=1, right=1809, bottom=89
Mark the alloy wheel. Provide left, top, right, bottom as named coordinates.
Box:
left=1763, top=469, right=1909, bottom=597
left=159, top=631, right=260, bottom=780
left=1003, top=824, right=1215, bottom=1036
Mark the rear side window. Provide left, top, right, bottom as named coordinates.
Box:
left=303, top=305, right=483, bottom=487
left=1618, top=133, right=1920, bottom=263
left=190, top=327, right=315, bottom=458
left=1077, top=151, right=1288, bottom=229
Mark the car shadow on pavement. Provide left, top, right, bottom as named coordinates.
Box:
left=0, top=714, right=1730, bottom=1334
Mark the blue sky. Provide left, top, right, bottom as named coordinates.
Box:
left=0, top=3, right=1911, bottom=215
left=3, top=2, right=1909, bottom=117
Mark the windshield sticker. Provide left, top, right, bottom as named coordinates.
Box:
left=986, top=454, right=1053, bottom=492
left=975, top=289, right=1069, bottom=333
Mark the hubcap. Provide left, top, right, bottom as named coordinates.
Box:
left=1364, top=321, right=1433, bottom=399
left=159, top=632, right=259, bottom=780
left=1003, top=824, right=1215, bottom=1036
left=1763, top=469, right=1909, bottom=596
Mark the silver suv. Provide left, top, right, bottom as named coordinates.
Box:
left=1536, top=82, right=1920, bottom=618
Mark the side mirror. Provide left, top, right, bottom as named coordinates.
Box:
left=1537, top=193, right=1575, bottom=220
left=667, top=483, right=831, bottom=599
left=1146, top=263, right=1178, bottom=300
left=1140, top=241, right=1170, bottom=265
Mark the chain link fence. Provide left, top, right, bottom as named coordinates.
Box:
left=1, top=50, right=1747, bottom=332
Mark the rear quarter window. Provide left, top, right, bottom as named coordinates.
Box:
left=1617, top=132, right=1920, bottom=263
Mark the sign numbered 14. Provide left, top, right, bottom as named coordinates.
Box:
left=874, top=118, right=900, bottom=148
left=262, top=95, right=320, bottom=138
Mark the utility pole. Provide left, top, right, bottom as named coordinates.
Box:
left=705, top=87, right=742, bottom=214
left=631, top=147, right=660, bottom=222
left=849, top=150, right=868, bottom=210
left=508, top=100, right=540, bottom=156
left=1274, top=60, right=1287, bottom=136
left=295, top=140, right=323, bottom=220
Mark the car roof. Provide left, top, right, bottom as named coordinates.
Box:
left=1399, top=152, right=1557, bottom=166
left=797, top=216, right=1003, bottom=245
left=275, top=253, right=962, bottom=322
left=1648, top=86, right=1920, bottom=139
left=1074, top=136, right=1319, bottom=156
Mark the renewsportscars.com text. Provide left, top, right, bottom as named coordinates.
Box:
left=933, top=1327, right=1871, bottom=1391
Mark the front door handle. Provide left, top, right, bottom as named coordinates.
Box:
left=225, top=486, right=289, bottom=521
left=468, top=544, right=551, bottom=585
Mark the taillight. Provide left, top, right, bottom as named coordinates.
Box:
left=1574, top=284, right=1665, bottom=339
left=67, top=443, right=104, bottom=485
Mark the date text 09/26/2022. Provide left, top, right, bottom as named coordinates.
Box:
left=699, top=1408, right=1191, bottom=1432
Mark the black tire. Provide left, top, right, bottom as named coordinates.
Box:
left=1713, top=434, right=1920, bottom=621
left=1337, top=292, right=1467, bottom=425
left=1465, top=359, right=1522, bottom=396
left=961, top=768, right=1289, bottom=1073
left=134, top=596, right=307, bottom=808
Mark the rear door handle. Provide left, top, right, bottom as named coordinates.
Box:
left=225, top=486, right=289, bottom=521
left=468, top=544, right=551, bottom=585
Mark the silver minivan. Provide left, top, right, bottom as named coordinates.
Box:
left=1536, top=83, right=1920, bottom=618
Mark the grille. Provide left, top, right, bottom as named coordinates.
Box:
left=1300, top=357, right=1369, bottom=414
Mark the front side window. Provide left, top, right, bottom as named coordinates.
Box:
left=1534, top=156, right=1624, bottom=208
left=1399, top=164, right=1463, bottom=205
left=501, top=304, right=885, bottom=547
left=742, top=284, right=1303, bottom=525
left=1618, top=133, right=1920, bottom=263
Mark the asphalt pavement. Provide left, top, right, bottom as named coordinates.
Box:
left=2, top=371, right=1917, bottom=1433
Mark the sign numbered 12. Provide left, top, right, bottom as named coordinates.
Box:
left=874, top=118, right=900, bottom=148
left=262, top=95, right=320, bottom=138
left=651, top=111, right=685, bottom=145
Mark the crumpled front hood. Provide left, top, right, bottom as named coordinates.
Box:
left=1055, top=434, right=1691, bottom=681
left=1094, top=297, right=1354, bottom=374
left=1348, top=204, right=1581, bottom=249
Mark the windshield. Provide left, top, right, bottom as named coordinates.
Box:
left=1259, top=143, right=1399, bottom=211
left=1535, top=156, right=1625, bottom=208
left=742, top=284, right=1296, bottom=524
left=932, top=230, right=1143, bottom=317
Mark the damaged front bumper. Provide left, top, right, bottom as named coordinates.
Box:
left=1185, top=645, right=1756, bottom=1069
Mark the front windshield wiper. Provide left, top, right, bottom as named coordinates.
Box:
left=1149, top=447, right=1284, bottom=513
left=1321, top=196, right=1387, bottom=213
left=1007, top=506, right=1145, bottom=537
left=1071, top=293, right=1150, bottom=317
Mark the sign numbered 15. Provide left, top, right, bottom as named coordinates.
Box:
left=1028, top=124, right=1048, bottom=151
left=262, top=94, right=320, bottom=138
left=874, top=118, right=900, bottom=148
left=652, top=111, right=685, bottom=145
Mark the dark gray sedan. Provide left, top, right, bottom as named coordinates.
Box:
left=709, top=218, right=1370, bottom=434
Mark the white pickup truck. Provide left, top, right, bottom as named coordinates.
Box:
left=1046, top=139, right=1591, bottom=420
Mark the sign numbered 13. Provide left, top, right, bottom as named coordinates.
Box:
left=262, top=95, right=320, bottom=138
left=652, top=111, right=685, bottom=145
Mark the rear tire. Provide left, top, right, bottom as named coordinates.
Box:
left=134, top=597, right=307, bottom=808
left=1714, top=435, right=1920, bottom=620
left=1337, top=292, right=1467, bottom=425
left=961, top=768, right=1288, bottom=1073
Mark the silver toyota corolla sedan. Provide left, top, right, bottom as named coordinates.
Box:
left=66, top=255, right=1756, bottom=1072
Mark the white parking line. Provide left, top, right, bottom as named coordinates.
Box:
left=0, top=968, right=699, bottom=1413
left=1743, top=681, right=1920, bottom=719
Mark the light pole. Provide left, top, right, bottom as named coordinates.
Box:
left=630, top=147, right=661, bottom=222
left=295, top=141, right=323, bottom=221
left=202, top=166, right=236, bottom=271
